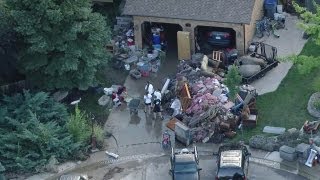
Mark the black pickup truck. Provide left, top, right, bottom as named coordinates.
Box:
left=214, top=143, right=251, bottom=180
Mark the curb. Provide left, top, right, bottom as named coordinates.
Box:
left=46, top=153, right=165, bottom=180
left=44, top=152, right=316, bottom=180
left=250, top=156, right=318, bottom=180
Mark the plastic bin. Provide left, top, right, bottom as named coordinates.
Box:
left=264, top=0, right=277, bottom=19
left=152, top=34, right=160, bottom=45
left=264, top=0, right=276, bottom=5
left=265, top=4, right=277, bottom=19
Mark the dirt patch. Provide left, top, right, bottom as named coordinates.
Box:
left=103, top=167, right=124, bottom=179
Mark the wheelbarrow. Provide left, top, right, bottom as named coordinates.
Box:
left=128, top=98, right=141, bottom=115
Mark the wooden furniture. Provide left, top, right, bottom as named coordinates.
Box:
left=179, top=83, right=192, bottom=112
left=242, top=107, right=258, bottom=128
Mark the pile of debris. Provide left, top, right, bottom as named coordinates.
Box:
left=164, top=59, right=257, bottom=143
left=110, top=17, right=165, bottom=78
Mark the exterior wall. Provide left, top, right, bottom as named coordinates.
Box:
left=133, top=16, right=245, bottom=55
left=244, top=0, right=264, bottom=51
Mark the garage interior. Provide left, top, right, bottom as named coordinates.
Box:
left=195, top=26, right=236, bottom=55
left=141, top=22, right=182, bottom=55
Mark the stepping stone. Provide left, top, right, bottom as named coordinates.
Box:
left=263, top=126, right=286, bottom=135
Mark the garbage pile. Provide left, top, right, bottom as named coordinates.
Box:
left=164, top=59, right=248, bottom=143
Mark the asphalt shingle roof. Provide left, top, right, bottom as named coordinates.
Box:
left=123, top=0, right=256, bottom=24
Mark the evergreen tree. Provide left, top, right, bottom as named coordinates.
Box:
left=6, top=0, right=111, bottom=90
left=0, top=91, right=81, bottom=172
left=225, top=65, right=242, bottom=101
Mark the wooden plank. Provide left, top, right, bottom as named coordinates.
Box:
left=166, top=118, right=179, bottom=131
left=177, top=31, right=191, bottom=60
left=179, top=83, right=192, bottom=112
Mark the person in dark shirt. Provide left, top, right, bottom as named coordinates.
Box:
left=153, top=99, right=164, bottom=120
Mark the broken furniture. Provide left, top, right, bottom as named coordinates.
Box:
left=296, top=143, right=310, bottom=160
left=241, top=106, right=258, bottom=128
left=280, top=145, right=297, bottom=162
left=175, top=121, right=192, bottom=146
left=303, top=120, right=320, bottom=134
left=179, top=83, right=192, bottom=112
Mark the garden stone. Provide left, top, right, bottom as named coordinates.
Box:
left=279, top=145, right=297, bottom=161
left=45, top=156, right=59, bottom=173
left=263, top=126, right=286, bottom=135
left=307, top=92, right=320, bottom=118
left=98, top=95, right=111, bottom=106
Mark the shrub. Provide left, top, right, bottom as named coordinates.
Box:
left=67, top=106, right=105, bottom=148
left=225, top=65, right=242, bottom=101
left=0, top=91, right=81, bottom=172
left=67, top=106, right=91, bottom=144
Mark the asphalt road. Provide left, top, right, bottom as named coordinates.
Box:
left=79, top=155, right=306, bottom=180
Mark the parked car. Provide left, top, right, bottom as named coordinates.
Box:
left=207, top=31, right=232, bottom=47
left=170, top=147, right=202, bottom=180
left=214, top=143, right=251, bottom=180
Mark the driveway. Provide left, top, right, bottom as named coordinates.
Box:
left=77, top=155, right=306, bottom=180
left=250, top=14, right=307, bottom=95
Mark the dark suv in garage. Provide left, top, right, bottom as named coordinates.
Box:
left=207, top=31, right=233, bottom=47
left=170, top=147, right=202, bottom=180
left=214, top=143, right=251, bottom=180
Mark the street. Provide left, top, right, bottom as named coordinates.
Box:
left=76, top=155, right=306, bottom=180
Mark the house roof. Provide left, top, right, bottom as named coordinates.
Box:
left=123, top=0, right=256, bottom=24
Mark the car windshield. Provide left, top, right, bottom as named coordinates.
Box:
left=174, top=162, right=197, bottom=173
left=217, top=166, right=245, bottom=180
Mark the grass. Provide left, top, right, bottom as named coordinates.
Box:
left=233, top=40, right=320, bottom=143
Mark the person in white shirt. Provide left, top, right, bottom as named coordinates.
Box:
left=145, top=81, right=154, bottom=95
left=144, top=92, right=152, bottom=114
left=153, top=89, right=162, bottom=101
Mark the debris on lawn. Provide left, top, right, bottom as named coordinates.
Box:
left=163, top=57, right=257, bottom=143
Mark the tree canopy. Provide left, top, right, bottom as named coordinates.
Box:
left=6, top=0, right=111, bottom=90
left=0, top=91, right=82, bottom=172
left=291, top=2, right=320, bottom=74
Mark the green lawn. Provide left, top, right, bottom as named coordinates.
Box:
left=236, top=40, right=320, bottom=142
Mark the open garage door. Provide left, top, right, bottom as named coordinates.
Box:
left=195, top=26, right=236, bottom=55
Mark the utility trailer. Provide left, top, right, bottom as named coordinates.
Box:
left=240, top=42, right=279, bottom=84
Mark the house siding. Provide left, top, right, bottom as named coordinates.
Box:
left=245, top=0, right=264, bottom=51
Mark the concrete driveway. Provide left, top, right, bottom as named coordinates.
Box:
left=250, top=14, right=307, bottom=95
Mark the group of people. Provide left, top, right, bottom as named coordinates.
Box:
left=144, top=81, right=164, bottom=120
